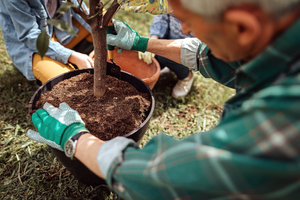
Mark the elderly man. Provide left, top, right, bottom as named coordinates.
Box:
left=28, top=0, right=300, bottom=199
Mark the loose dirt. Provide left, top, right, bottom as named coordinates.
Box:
left=35, top=73, right=151, bottom=140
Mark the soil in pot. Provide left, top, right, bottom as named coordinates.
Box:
left=34, top=72, right=151, bottom=140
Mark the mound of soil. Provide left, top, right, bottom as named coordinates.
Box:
left=35, top=73, right=151, bottom=140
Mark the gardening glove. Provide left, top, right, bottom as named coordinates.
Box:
left=138, top=51, right=155, bottom=65
left=27, top=102, right=89, bottom=151
left=107, top=20, right=149, bottom=53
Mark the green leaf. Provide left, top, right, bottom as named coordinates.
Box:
left=47, top=19, right=77, bottom=36
left=36, top=29, right=49, bottom=58
left=56, top=2, right=77, bottom=15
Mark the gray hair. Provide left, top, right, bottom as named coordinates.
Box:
left=180, top=0, right=300, bottom=19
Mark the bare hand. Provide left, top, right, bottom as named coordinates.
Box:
left=68, top=51, right=94, bottom=69
left=89, top=50, right=94, bottom=60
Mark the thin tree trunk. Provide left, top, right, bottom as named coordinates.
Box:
left=83, top=0, right=120, bottom=98
left=89, top=0, right=106, bottom=98
left=93, top=28, right=107, bottom=97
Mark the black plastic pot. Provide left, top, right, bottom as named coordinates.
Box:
left=29, top=62, right=155, bottom=186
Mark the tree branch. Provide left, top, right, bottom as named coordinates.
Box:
left=67, top=0, right=89, bottom=22
left=103, top=0, right=120, bottom=26
left=89, top=0, right=104, bottom=24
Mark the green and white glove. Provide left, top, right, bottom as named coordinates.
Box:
left=138, top=51, right=155, bottom=65
left=27, top=102, right=89, bottom=151
left=107, top=20, right=149, bottom=53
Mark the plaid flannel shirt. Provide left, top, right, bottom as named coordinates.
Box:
left=97, top=18, right=300, bottom=200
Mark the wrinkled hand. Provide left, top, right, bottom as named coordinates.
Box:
left=138, top=51, right=155, bottom=65
left=107, top=20, right=149, bottom=52
left=27, top=102, right=89, bottom=151
left=69, top=51, right=94, bottom=69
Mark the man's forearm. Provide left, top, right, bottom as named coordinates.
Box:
left=75, top=133, right=105, bottom=179
left=147, top=38, right=184, bottom=64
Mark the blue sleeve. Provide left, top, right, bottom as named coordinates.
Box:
left=5, top=0, right=73, bottom=64
left=150, top=14, right=169, bottom=39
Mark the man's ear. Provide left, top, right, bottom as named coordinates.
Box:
left=223, top=9, right=262, bottom=47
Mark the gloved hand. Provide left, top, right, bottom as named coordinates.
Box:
left=107, top=20, right=149, bottom=53
left=138, top=51, right=155, bottom=65
left=27, top=102, right=89, bottom=151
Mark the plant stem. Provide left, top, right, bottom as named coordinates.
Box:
left=89, top=0, right=106, bottom=98
left=87, top=0, right=120, bottom=98
left=93, top=28, right=107, bottom=97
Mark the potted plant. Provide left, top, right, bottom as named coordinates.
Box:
left=31, top=0, right=156, bottom=185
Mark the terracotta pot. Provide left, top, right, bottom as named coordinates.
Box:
left=108, top=49, right=160, bottom=89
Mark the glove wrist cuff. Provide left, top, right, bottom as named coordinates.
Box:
left=61, top=123, right=89, bottom=150
left=132, top=36, right=149, bottom=52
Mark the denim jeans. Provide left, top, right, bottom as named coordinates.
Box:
left=155, top=55, right=189, bottom=80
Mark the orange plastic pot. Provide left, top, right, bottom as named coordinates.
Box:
left=108, top=49, right=160, bottom=89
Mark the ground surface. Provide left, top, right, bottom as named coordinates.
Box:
left=0, top=8, right=235, bottom=200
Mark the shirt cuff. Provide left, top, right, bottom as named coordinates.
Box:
left=58, top=47, right=74, bottom=64
left=180, top=38, right=202, bottom=71
left=97, top=137, right=137, bottom=179
left=47, top=41, right=74, bottom=64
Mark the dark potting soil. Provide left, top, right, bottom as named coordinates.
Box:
left=35, top=73, right=151, bottom=140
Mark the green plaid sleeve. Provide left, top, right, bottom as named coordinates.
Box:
left=181, top=38, right=241, bottom=89
left=199, top=51, right=242, bottom=89
left=105, top=80, right=300, bottom=200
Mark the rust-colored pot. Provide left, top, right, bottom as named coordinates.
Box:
left=108, top=50, right=160, bottom=89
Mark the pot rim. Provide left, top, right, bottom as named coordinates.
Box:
left=141, top=57, right=160, bottom=83
left=28, top=67, right=155, bottom=141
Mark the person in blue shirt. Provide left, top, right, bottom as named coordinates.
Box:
left=139, top=14, right=194, bottom=98
left=0, top=0, right=94, bottom=84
